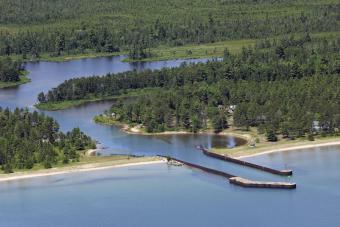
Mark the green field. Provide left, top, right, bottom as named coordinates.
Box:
left=123, top=39, right=257, bottom=62
left=124, top=31, right=340, bottom=62
left=1, top=0, right=338, bottom=61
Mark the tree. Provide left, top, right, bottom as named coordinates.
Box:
left=266, top=130, right=278, bottom=142
left=38, top=92, right=46, bottom=103
left=0, top=108, right=95, bottom=173
left=212, top=113, right=228, bottom=133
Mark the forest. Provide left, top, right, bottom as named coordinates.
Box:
left=0, top=0, right=339, bottom=59
left=38, top=35, right=340, bottom=138
left=0, top=108, right=96, bottom=173
left=0, top=58, right=23, bottom=82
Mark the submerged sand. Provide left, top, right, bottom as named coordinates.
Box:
left=238, top=141, right=340, bottom=159
left=0, top=159, right=166, bottom=183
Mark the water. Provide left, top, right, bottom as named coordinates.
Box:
left=1, top=55, right=266, bottom=180
left=0, top=56, right=339, bottom=226
left=1, top=146, right=340, bottom=227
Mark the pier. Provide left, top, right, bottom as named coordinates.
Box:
left=229, top=177, right=296, bottom=189
left=197, top=146, right=293, bottom=176
left=161, top=156, right=296, bottom=189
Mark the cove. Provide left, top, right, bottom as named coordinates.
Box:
left=0, top=55, right=268, bottom=179
left=1, top=56, right=340, bottom=226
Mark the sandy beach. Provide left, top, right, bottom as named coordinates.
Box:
left=238, top=140, right=340, bottom=159
left=0, top=158, right=166, bottom=183
left=96, top=117, right=241, bottom=137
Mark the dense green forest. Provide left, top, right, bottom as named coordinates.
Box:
left=0, top=108, right=96, bottom=173
left=0, top=58, right=22, bottom=82
left=38, top=35, right=340, bottom=138
left=102, top=75, right=339, bottom=138
left=0, top=0, right=339, bottom=59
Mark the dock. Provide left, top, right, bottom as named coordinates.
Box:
left=161, top=156, right=296, bottom=190
left=229, top=177, right=296, bottom=189
left=197, top=147, right=293, bottom=176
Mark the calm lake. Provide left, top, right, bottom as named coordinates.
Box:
left=0, top=56, right=339, bottom=227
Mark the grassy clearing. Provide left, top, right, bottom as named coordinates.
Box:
left=37, top=51, right=126, bottom=62
left=3, top=31, right=339, bottom=64
left=0, top=71, right=31, bottom=89
left=36, top=88, right=158, bottom=111
left=1, top=50, right=126, bottom=63
left=2, top=38, right=255, bottom=63
left=124, top=31, right=340, bottom=62
left=123, top=39, right=257, bottom=62
left=94, top=115, right=121, bottom=126
left=35, top=97, right=115, bottom=111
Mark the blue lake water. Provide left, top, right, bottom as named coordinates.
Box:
left=0, top=56, right=339, bottom=226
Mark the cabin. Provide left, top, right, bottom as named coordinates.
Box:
left=41, top=135, right=49, bottom=143
left=312, top=121, right=321, bottom=132
left=227, top=105, right=237, bottom=113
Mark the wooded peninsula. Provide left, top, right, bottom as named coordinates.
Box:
left=1, top=0, right=339, bottom=174
left=0, top=58, right=30, bottom=88
left=0, top=108, right=96, bottom=173
left=37, top=35, right=340, bottom=141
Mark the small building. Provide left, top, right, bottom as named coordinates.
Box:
left=227, top=105, right=237, bottom=113
left=42, top=135, right=49, bottom=143
left=312, top=121, right=321, bottom=132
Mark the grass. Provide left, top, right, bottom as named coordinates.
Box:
left=211, top=127, right=340, bottom=158
left=35, top=88, right=158, bottom=111
left=123, top=31, right=340, bottom=62
left=2, top=50, right=126, bottom=63
left=94, top=115, right=121, bottom=125
left=35, top=97, right=116, bottom=111
left=3, top=38, right=255, bottom=63
left=0, top=71, right=31, bottom=89
left=3, top=31, right=339, bottom=64
left=123, top=39, right=257, bottom=62
left=0, top=155, right=162, bottom=175
left=36, top=99, right=98, bottom=111
left=37, top=51, right=126, bottom=62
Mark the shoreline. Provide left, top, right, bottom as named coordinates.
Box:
left=117, top=123, right=244, bottom=138
left=35, top=96, right=118, bottom=111
left=0, top=158, right=166, bottom=183
left=0, top=71, right=31, bottom=89
left=95, top=116, right=243, bottom=137
left=237, top=140, right=340, bottom=159
left=94, top=118, right=340, bottom=161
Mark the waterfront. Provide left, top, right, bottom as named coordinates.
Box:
left=1, top=145, right=340, bottom=226
left=0, top=56, right=339, bottom=226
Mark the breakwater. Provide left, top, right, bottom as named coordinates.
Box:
left=197, top=147, right=293, bottom=176
left=161, top=156, right=296, bottom=189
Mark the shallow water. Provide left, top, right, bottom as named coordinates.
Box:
left=0, top=56, right=339, bottom=227
left=0, top=146, right=340, bottom=227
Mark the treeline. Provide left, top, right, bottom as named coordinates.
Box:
left=0, top=0, right=339, bottom=59
left=38, top=35, right=340, bottom=138
left=38, top=35, right=339, bottom=103
left=106, top=75, right=339, bottom=137
left=0, top=108, right=96, bottom=173
left=0, top=58, right=23, bottom=82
